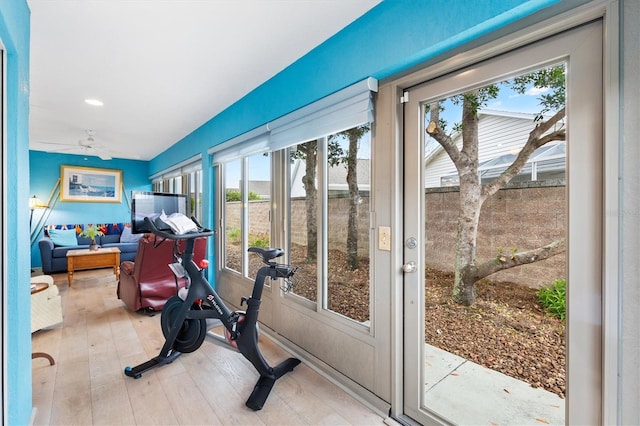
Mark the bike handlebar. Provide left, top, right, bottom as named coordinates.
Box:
left=143, top=216, right=214, bottom=240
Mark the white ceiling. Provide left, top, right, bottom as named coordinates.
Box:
left=28, top=0, right=381, bottom=161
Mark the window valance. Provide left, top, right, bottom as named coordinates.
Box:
left=150, top=154, right=201, bottom=181
left=209, top=77, right=377, bottom=164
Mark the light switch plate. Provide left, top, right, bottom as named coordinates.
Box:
left=379, top=226, right=391, bottom=251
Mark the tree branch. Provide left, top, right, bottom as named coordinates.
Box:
left=465, top=238, right=566, bottom=283
left=426, top=103, right=461, bottom=164
left=482, top=107, right=565, bottom=199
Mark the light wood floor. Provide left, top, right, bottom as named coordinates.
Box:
left=31, top=269, right=388, bottom=425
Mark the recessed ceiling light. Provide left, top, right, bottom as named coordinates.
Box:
left=85, top=98, right=104, bottom=106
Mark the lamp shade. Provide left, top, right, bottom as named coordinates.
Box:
left=29, top=195, right=48, bottom=210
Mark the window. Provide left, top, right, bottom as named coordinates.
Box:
left=213, top=78, right=376, bottom=325
left=223, top=158, right=242, bottom=273
left=221, top=153, right=272, bottom=278
left=152, top=157, right=203, bottom=220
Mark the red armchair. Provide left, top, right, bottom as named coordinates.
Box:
left=117, top=235, right=207, bottom=312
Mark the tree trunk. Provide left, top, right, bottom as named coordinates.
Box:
left=426, top=75, right=567, bottom=306
left=346, top=132, right=359, bottom=270
left=301, top=141, right=318, bottom=261
left=452, top=92, right=481, bottom=306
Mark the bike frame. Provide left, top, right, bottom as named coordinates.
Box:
left=124, top=217, right=300, bottom=410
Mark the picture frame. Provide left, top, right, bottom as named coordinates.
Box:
left=60, top=165, right=122, bottom=203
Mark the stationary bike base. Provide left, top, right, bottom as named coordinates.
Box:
left=246, top=357, right=301, bottom=411
left=124, top=350, right=181, bottom=379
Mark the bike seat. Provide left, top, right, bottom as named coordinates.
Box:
left=248, top=247, right=284, bottom=261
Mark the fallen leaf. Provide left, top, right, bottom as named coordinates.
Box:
left=535, top=418, right=549, bottom=424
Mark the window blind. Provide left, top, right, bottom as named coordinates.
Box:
left=208, top=124, right=270, bottom=164
left=150, top=154, right=202, bottom=181
left=209, top=77, right=377, bottom=165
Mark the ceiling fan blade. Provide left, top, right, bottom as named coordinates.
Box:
left=34, top=136, right=139, bottom=161
left=32, top=140, right=79, bottom=148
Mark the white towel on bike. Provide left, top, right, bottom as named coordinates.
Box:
left=157, top=211, right=198, bottom=234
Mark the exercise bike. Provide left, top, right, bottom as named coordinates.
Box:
left=124, top=216, right=301, bottom=411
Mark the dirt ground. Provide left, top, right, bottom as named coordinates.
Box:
left=424, top=268, right=565, bottom=398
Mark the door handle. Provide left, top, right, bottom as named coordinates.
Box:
left=402, top=261, right=417, bottom=273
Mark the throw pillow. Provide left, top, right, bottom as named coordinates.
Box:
left=120, top=225, right=143, bottom=243
left=48, top=228, right=78, bottom=247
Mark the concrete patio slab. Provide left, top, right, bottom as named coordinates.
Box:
left=424, top=344, right=565, bottom=425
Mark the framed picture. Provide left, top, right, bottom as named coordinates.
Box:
left=60, top=165, right=122, bottom=203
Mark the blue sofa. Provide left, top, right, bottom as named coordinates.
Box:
left=38, top=223, right=141, bottom=274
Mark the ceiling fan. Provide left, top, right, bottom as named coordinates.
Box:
left=33, top=130, right=135, bottom=160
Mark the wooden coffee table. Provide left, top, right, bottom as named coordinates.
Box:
left=66, top=247, right=121, bottom=286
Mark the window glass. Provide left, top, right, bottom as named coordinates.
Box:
left=422, top=65, right=567, bottom=418
left=325, top=126, right=371, bottom=323
left=247, top=152, right=271, bottom=279
left=288, top=140, right=319, bottom=303
left=224, top=159, right=242, bottom=273
left=285, top=128, right=372, bottom=325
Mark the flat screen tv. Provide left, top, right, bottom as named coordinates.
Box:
left=131, top=191, right=188, bottom=234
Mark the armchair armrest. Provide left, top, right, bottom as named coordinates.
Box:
left=120, top=261, right=135, bottom=276
left=38, top=237, right=55, bottom=274
left=39, top=236, right=54, bottom=251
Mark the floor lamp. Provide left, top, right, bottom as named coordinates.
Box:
left=30, top=179, right=61, bottom=247
left=29, top=195, right=48, bottom=272
left=29, top=195, right=48, bottom=229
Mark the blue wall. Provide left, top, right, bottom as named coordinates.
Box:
left=149, top=0, right=562, bottom=176
left=0, top=0, right=32, bottom=423
left=29, top=151, right=152, bottom=267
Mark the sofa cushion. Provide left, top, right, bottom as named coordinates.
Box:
left=101, top=234, right=121, bottom=244
left=119, top=225, right=143, bottom=243
left=48, top=229, right=78, bottom=247
left=77, top=235, right=94, bottom=245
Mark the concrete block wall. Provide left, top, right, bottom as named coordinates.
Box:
left=224, top=183, right=565, bottom=288
left=426, top=184, right=565, bottom=288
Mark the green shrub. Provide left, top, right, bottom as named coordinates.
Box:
left=227, top=228, right=269, bottom=248
left=249, top=232, right=270, bottom=248
left=226, top=189, right=262, bottom=202
left=226, top=226, right=241, bottom=243
left=537, top=278, right=566, bottom=320
left=226, top=189, right=241, bottom=202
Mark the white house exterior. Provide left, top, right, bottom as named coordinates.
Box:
left=425, top=109, right=565, bottom=188
left=290, top=157, right=371, bottom=198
